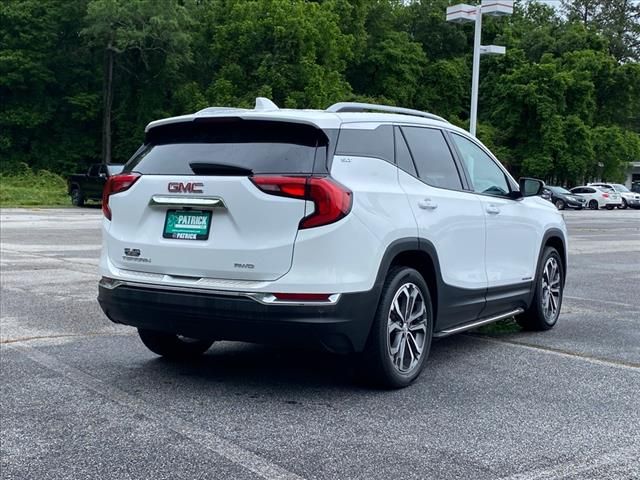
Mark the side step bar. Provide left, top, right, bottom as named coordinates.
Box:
left=433, top=308, right=524, bottom=338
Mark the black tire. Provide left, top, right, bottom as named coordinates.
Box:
left=588, top=200, right=598, bottom=210
left=361, top=267, right=433, bottom=389
left=605, top=205, right=614, bottom=210
left=138, top=329, right=214, bottom=359
left=619, top=199, right=627, bottom=209
left=555, top=199, right=565, bottom=210
left=70, top=188, right=85, bottom=207
left=516, top=247, right=564, bottom=331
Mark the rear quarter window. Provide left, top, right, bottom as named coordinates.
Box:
left=335, top=125, right=394, bottom=164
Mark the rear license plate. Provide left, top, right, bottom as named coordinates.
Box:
left=163, top=210, right=212, bottom=240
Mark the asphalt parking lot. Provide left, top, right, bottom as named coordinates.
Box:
left=1, top=207, right=639, bottom=480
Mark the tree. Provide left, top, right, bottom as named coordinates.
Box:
left=1, top=0, right=638, bottom=186
left=561, top=0, right=602, bottom=24
left=194, top=0, right=354, bottom=109
left=81, top=0, right=192, bottom=163
left=0, top=0, right=99, bottom=173
left=562, top=0, right=640, bottom=61
left=591, top=126, right=640, bottom=182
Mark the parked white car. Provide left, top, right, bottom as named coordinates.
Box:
left=588, top=183, right=640, bottom=209
left=97, top=98, right=568, bottom=388
left=570, top=185, right=622, bottom=210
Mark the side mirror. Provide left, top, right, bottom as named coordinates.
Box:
left=519, top=177, right=545, bottom=197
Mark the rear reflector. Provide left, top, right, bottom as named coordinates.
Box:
left=273, top=293, right=332, bottom=302
left=102, top=172, right=141, bottom=220
left=250, top=175, right=352, bottom=229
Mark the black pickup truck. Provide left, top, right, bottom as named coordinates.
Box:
left=67, top=164, right=124, bottom=206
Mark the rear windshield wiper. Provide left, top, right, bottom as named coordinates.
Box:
left=189, top=162, right=253, bottom=176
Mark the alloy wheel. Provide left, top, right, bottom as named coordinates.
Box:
left=387, top=283, right=428, bottom=374
left=541, top=257, right=561, bottom=323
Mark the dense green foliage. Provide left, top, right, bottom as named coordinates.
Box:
left=1, top=0, right=639, bottom=185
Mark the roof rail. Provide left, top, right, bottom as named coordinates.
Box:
left=326, top=102, right=448, bottom=123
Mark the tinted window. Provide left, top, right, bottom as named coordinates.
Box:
left=88, top=165, right=100, bottom=176
left=394, top=127, right=417, bottom=176
left=451, top=133, right=510, bottom=197
left=401, top=127, right=462, bottom=190
left=127, top=120, right=327, bottom=175
left=335, top=125, right=394, bottom=163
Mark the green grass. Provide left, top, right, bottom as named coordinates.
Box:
left=476, top=318, right=521, bottom=335
left=0, top=167, right=70, bottom=207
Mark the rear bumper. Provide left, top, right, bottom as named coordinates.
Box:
left=98, top=282, right=379, bottom=354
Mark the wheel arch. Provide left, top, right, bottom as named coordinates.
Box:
left=374, top=238, right=443, bottom=326
left=541, top=229, right=567, bottom=281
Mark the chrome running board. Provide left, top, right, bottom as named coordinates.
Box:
left=433, top=308, right=524, bottom=338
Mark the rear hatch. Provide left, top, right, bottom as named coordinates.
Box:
left=106, top=118, right=329, bottom=281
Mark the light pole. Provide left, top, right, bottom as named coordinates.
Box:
left=446, top=1, right=513, bottom=137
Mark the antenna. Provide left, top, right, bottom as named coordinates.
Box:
left=254, top=97, right=279, bottom=111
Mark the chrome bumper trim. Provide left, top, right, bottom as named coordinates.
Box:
left=99, top=277, right=341, bottom=306
left=149, top=195, right=226, bottom=209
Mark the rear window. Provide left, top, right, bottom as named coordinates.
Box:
left=125, top=119, right=328, bottom=175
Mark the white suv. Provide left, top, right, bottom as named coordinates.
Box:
left=98, top=99, right=568, bottom=388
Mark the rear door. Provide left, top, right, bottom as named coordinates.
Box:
left=106, top=119, right=328, bottom=281
left=396, top=126, right=487, bottom=328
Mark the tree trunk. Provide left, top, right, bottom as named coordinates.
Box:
left=102, top=46, right=114, bottom=164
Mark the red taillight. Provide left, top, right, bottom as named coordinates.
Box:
left=102, top=172, right=141, bottom=220
left=273, top=293, right=332, bottom=302
left=250, top=176, right=307, bottom=199
left=250, top=175, right=352, bottom=229
left=602, top=193, right=609, bottom=198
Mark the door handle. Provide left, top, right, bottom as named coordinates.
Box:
left=486, top=204, right=500, bottom=215
left=418, top=198, right=438, bottom=210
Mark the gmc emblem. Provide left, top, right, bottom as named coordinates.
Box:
left=168, top=182, right=203, bottom=193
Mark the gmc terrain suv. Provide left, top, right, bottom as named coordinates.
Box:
left=98, top=99, right=567, bottom=388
